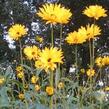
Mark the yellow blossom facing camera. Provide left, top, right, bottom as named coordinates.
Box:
left=58, top=82, right=64, bottom=89
left=24, top=45, right=40, bottom=60
left=35, top=47, right=63, bottom=72
left=37, top=3, right=72, bottom=24
left=86, top=69, right=95, bottom=77
left=46, top=86, right=54, bottom=96
left=8, top=24, right=27, bottom=40
left=0, top=77, right=5, bottom=85
left=83, top=5, right=107, bottom=20
left=31, top=76, right=39, bottom=84
left=86, top=24, right=101, bottom=40
left=18, top=93, right=24, bottom=100
left=35, top=84, right=40, bottom=91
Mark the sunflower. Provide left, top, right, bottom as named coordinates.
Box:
left=35, top=47, right=63, bottom=72
left=8, top=24, right=27, bottom=40
left=86, top=24, right=101, bottom=40
left=37, top=3, right=72, bottom=24
left=83, top=5, right=107, bottom=20
left=65, top=27, right=87, bottom=44
left=23, top=45, right=40, bottom=60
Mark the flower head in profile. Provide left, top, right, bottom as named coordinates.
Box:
left=83, top=5, right=107, bottom=20
left=24, top=45, right=40, bottom=60
left=86, top=24, right=101, bottom=40
left=8, top=24, right=27, bottom=40
left=86, top=69, right=95, bottom=77
left=46, top=86, right=54, bottom=96
left=37, top=3, right=72, bottom=24
left=35, top=47, right=63, bottom=72
left=65, top=27, right=87, bottom=44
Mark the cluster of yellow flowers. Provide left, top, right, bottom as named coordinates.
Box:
left=35, top=47, right=63, bottom=72
left=37, top=3, right=72, bottom=24
left=86, top=69, right=95, bottom=77
left=66, top=24, right=101, bottom=44
left=95, top=56, right=109, bottom=67
left=16, top=66, right=24, bottom=79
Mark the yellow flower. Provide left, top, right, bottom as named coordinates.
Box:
left=102, top=56, right=109, bottom=66
left=95, top=56, right=109, bottom=67
left=35, top=47, right=63, bottom=72
left=18, top=93, right=24, bottom=100
left=8, top=24, right=27, bottom=40
left=17, top=71, right=24, bottom=79
left=37, top=3, right=72, bottom=24
left=46, top=86, right=54, bottom=96
left=104, top=86, right=109, bottom=91
left=58, top=82, right=64, bottom=89
left=86, top=24, right=101, bottom=40
left=80, top=68, right=85, bottom=74
left=31, top=76, right=39, bottom=84
left=16, top=65, right=23, bottom=73
left=83, top=5, right=107, bottom=20
left=24, top=45, right=40, bottom=60
left=35, top=84, right=40, bottom=91
left=86, top=69, right=95, bottom=77
left=95, top=57, right=104, bottom=67
left=66, top=27, right=87, bottom=44
left=0, top=77, right=5, bottom=85
left=36, top=36, right=43, bottom=43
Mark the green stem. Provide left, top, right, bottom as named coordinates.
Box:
left=19, top=40, right=28, bottom=109
left=51, top=24, right=54, bottom=47
left=19, top=40, right=23, bottom=65
left=50, top=71, right=53, bottom=109
left=60, top=24, right=62, bottom=49
left=89, top=41, right=92, bottom=68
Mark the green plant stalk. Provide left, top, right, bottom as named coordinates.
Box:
left=50, top=71, right=53, bottom=109
left=49, top=24, right=54, bottom=109
left=19, top=40, right=23, bottom=65
left=75, top=45, right=82, bottom=108
left=60, top=24, right=62, bottom=49
left=19, top=40, right=28, bottom=109
left=92, top=19, right=96, bottom=67
left=51, top=24, right=54, bottom=46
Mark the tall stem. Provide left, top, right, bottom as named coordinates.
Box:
left=89, top=41, right=93, bottom=68
left=49, top=24, right=54, bottom=109
left=19, top=40, right=23, bottom=65
left=92, top=19, right=96, bottom=67
left=51, top=24, right=54, bottom=47
left=60, top=24, right=62, bottom=49
left=50, top=71, right=53, bottom=109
